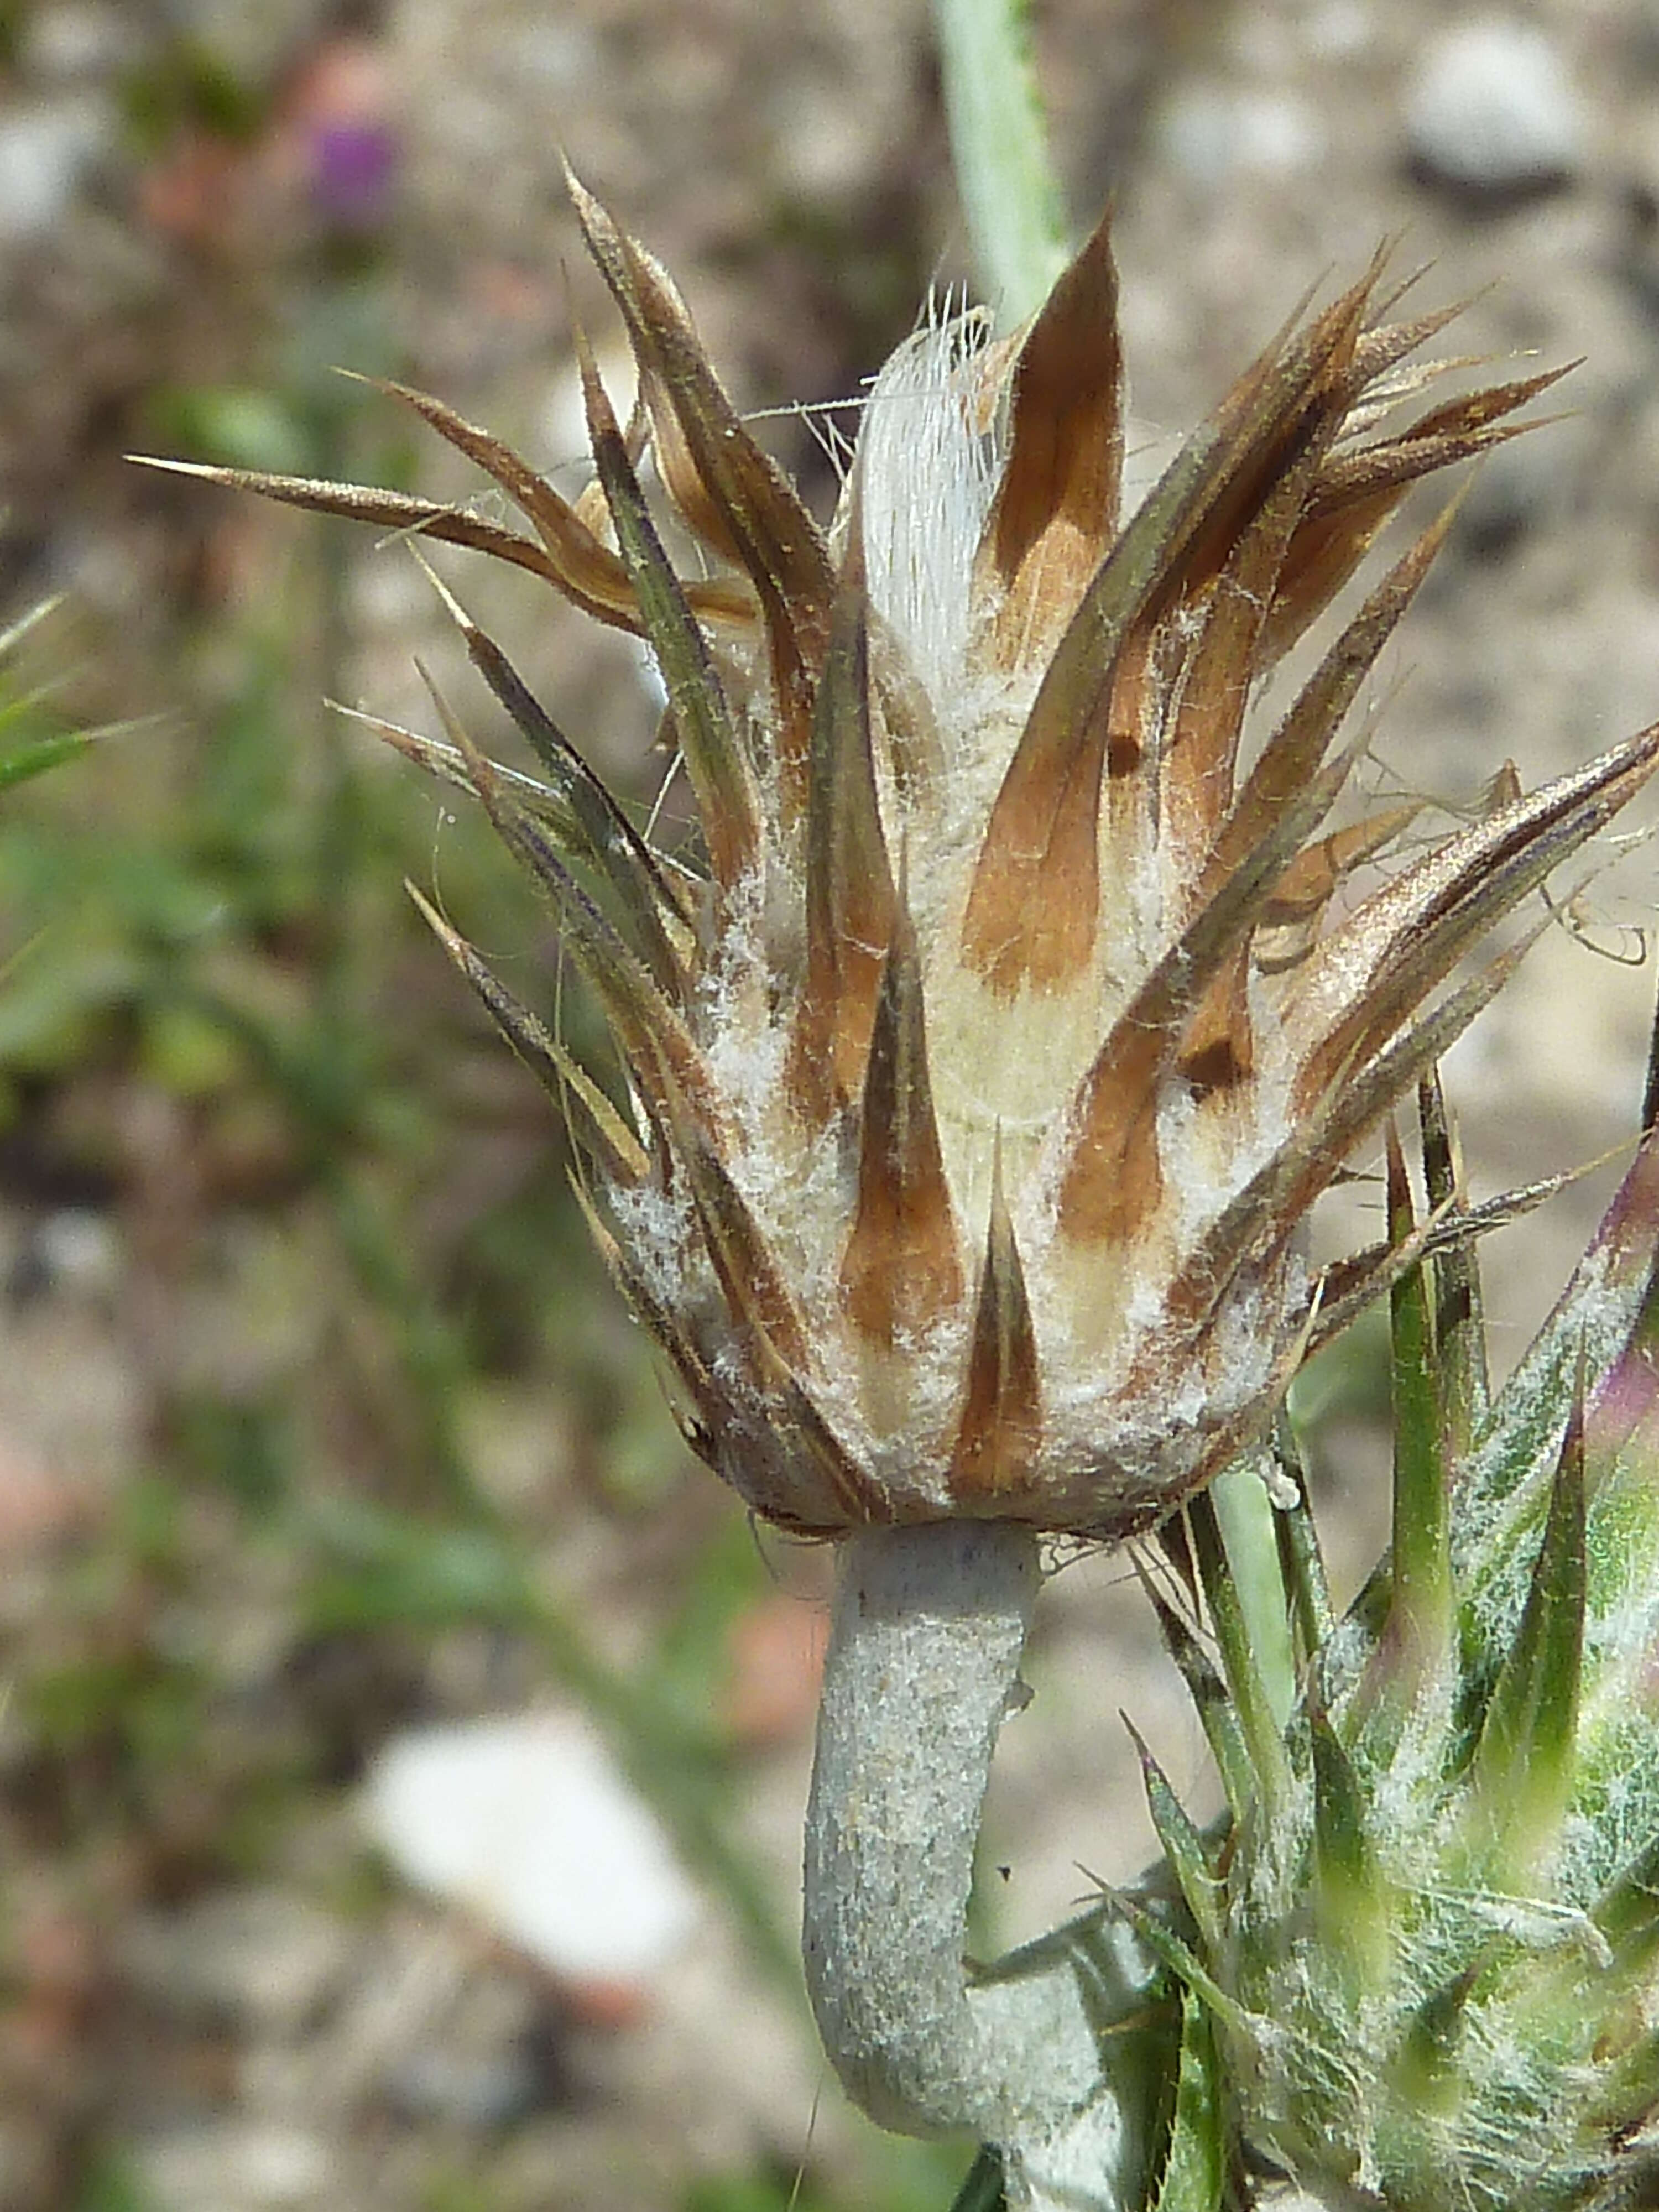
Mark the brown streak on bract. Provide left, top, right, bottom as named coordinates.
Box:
left=950, top=1144, right=1042, bottom=1498
left=1202, top=493, right=1463, bottom=902
left=963, top=260, right=1374, bottom=995
left=789, top=560, right=896, bottom=1122
left=1175, top=934, right=1541, bottom=1334
left=839, top=897, right=963, bottom=1344
left=1260, top=481, right=1407, bottom=666
left=981, top=207, right=1124, bottom=674
left=1161, top=450, right=1320, bottom=878
left=1064, top=715, right=1390, bottom=1248
left=1177, top=950, right=1255, bottom=1097
left=979, top=725, right=1111, bottom=998
left=1058, top=999, right=1166, bottom=1245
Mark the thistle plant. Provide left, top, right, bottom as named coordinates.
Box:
left=138, top=150, right=1659, bottom=2212
left=1120, top=1079, right=1659, bottom=2211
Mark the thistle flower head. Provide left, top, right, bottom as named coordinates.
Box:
left=154, top=189, right=1659, bottom=1542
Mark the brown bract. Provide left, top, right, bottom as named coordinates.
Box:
left=139, top=193, right=1659, bottom=1541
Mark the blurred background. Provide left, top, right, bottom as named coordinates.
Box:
left=4, top=1, right=1659, bottom=2206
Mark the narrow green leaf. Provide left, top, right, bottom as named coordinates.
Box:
left=1150, top=1985, right=1227, bottom=2212
left=1142, top=1574, right=1256, bottom=1826
left=1096, top=1884, right=1256, bottom=2041
left=1189, top=1490, right=1293, bottom=1819
left=930, top=0, right=1070, bottom=326
left=1418, top=1066, right=1489, bottom=1452
left=1464, top=1375, right=1588, bottom=1880
left=404, top=883, right=648, bottom=1186
left=1459, top=1130, right=1659, bottom=1531
left=1385, top=1121, right=1453, bottom=1692
left=1392, top=1964, right=1479, bottom=2109
left=1125, top=1717, right=1222, bottom=1955
left=1311, top=1704, right=1375, bottom=1898
left=1209, top=1460, right=1297, bottom=1729
left=947, top=2146, right=1005, bottom=2212
left=1271, top=1414, right=1334, bottom=1666
left=0, top=727, right=93, bottom=790
left=0, top=592, right=64, bottom=660
left=1593, top=1828, right=1659, bottom=1952
left=1308, top=1704, right=1393, bottom=1990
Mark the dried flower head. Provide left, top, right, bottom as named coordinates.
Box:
left=149, top=187, right=1659, bottom=1542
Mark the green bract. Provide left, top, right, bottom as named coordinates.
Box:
left=1128, top=1077, right=1659, bottom=2210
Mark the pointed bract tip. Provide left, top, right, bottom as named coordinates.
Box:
left=838, top=896, right=962, bottom=1348
left=949, top=1136, right=1042, bottom=1499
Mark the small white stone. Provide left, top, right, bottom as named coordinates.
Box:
left=1405, top=18, right=1585, bottom=195
left=363, top=1711, right=700, bottom=1984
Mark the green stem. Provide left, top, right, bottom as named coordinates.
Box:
left=931, top=0, right=1070, bottom=325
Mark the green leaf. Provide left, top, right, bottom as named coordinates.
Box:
left=1309, top=1705, right=1392, bottom=1989
left=1385, top=1121, right=1453, bottom=1690
left=1391, top=1964, right=1479, bottom=2111
left=946, top=2146, right=1005, bottom=2212
left=1418, top=1067, right=1488, bottom=1454
left=1189, top=1489, right=1292, bottom=1819
left=1463, top=1380, right=1587, bottom=1881
left=1209, top=1459, right=1297, bottom=1728
left=1126, top=1718, right=1222, bottom=1955
left=930, top=0, right=1070, bottom=325
left=1100, top=1886, right=1255, bottom=2042
left=1270, top=1415, right=1334, bottom=1667
left=1150, top=1986, right=1227, bottom=2212
left=0, top=726, right=93, bottom=790
left=1142, top=1576, right=1256, bottom=1826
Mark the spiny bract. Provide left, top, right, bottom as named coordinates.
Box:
left=1127, top=1087, right=1659, bottom=2211
left=150, top=186, right=1659, bottom=1541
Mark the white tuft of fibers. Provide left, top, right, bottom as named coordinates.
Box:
left=854, top=309, right=999, bottom=713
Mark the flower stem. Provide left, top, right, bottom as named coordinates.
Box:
left=802, top=1521, right=1166, bottom=2206
left=930, top=0, right=1070, bottom=325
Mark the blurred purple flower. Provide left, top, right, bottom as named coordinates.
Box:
left=311, top=118, right=397, bottom=231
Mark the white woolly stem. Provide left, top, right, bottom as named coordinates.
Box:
left=802, top=1522, right=1164, bottom=2209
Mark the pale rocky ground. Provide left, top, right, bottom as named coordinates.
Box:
left=5, top=2, right=1659, bottom=2208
